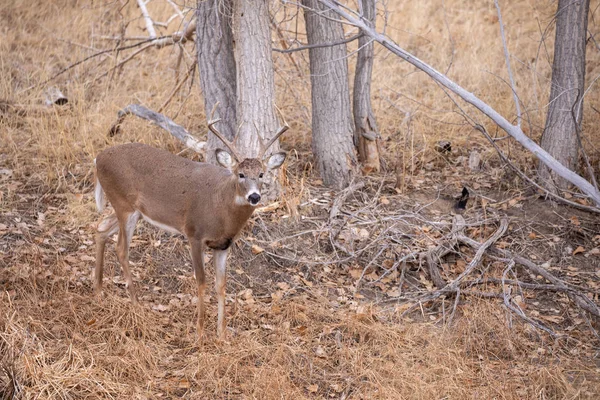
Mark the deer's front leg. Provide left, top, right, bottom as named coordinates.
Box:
left=213, top=249, right=229, bottom=339
left=189, top=238, right=206, bottom=338
left=95, top=213, right=120, bottom=295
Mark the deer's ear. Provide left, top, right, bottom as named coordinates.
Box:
left=266, top=152, right=287, bottom=170
left=216, top=149, right=237, bottom=170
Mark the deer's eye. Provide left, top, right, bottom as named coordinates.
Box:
left=259, top=173, right=264, bottom=179
left=238, top=173, right=245, bottom=179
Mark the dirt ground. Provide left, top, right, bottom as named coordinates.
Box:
left=1, top=0, right=600, bottom=399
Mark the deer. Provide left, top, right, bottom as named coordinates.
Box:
left=93, top=111, right=288, bottom=339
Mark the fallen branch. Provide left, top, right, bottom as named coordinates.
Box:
left=502, top=262, right=558, bottom=337
left=109, top=104, right=206, bottom=153
left=456, top=232, right=600, bottom=318
left=475, top=124, right=600, bottom=214
left=402, top=216, right=509, bottom=316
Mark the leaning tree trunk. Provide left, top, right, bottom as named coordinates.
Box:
left=232, top=0, right=280, bottom=158
left=196, top=0, right=237, bottom=164
left=353, top=0, right=381, bottom=173
left=539, top=0, right=589, bottom=191
left=303, top=0, right=357, bottom=189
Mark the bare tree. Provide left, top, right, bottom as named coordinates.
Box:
left=196, top=0, right=237, bottom=164
left=353, top=0, right=381, bottom=173
left=538, top=0, right=590, bottom=192
left=317, top=0, right=600, bottom=207
left=302, top=0, right=357, bottom=189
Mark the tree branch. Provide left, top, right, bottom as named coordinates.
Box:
left=109, top=104, right=206, bottom=153
left=137, top=0, right=157, bottom=39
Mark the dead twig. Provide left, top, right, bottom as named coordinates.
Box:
left=158, top=61, right=197, bottom=113
left=329, top=180, right=365, bottom=221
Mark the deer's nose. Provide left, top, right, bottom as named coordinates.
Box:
left=248, top=193, right=261, bottom=205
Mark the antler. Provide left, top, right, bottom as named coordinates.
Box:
left=207, top=102, right=242, bottom=162
left=259, top=105, right=289, bottom=158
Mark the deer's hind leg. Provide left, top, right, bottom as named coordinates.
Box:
left=95, top=213, right=120, bottom=294
left=115, top=210, right=141, bottom=304
left=189, top=238, right=206, bottom=338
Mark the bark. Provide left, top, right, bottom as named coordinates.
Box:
left=318, top=0, right=600, bottom=206
left=539, top=0, right=590, bottom=191
left=353, top=0, right=381, bottom=173
left=303, top=0, right=357, bottom=189
left=196, top=0, right=237, bottom=164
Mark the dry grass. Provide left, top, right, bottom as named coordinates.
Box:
left=1, top=0, right=600, bottom=398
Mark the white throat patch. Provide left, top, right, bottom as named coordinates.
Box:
left=235, top=195, right=248, bottom=206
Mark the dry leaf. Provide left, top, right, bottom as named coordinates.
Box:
left=301, top=278, right=313, bottom=288
left=508, top=197, right=521, bottom=207
left=152, top=304, right=169, bottom=312
left=251, top=244, right=264, bottom=254
left=271, top=291, right=284, bottom=302
left=307, top=384, right=319, bottom=393
left=37, top=212, right=45, bottom=226
left=570, top=216, right=580, bottom=226
left=178, top=378, right=191, bottom=389
left=349, top=269, right=362, bottom=280
left=573, top=246, right=585, bottom=255
left=315, top=345, right=327, bottom=358
left=539, top=315, right=563, bottom=323
left=330, top=383, right=343, bottom=393
left=295, top=325, right=308, bottom=335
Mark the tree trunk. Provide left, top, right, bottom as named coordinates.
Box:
left=353, top=0, right=381, bottom=173
left=232, top=0, right=282, bottom=197
left=196, top=0, right=237, bottom=164
left=303, top=0, right=357, bottom=189
left=539, top=0, right=589, bottom=191
left=232, top=0, right=280, bottom=159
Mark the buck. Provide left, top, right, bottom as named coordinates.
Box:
left=93, top=114, right=287, bottom=338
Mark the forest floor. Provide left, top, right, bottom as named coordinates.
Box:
left=2, top=0, right=600, bottom=399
